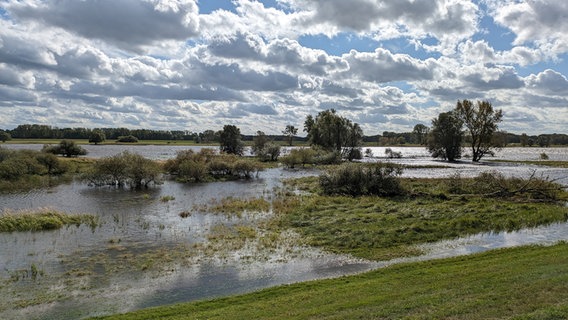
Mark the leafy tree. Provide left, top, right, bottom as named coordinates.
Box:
left=427, top=111, right=463, bottom=162
left=88, top=130, right=106, bottom=145
left=0, top=130, right=12, bottom=142
left=42, top=140, right=87, bottom=157
left=303, top=109, right=363, bottom=160
left=252, top=131, right=270, bottom=155
left=455, top=100, right=503, bottom=162
left=412, top=124, right=429, bottom=145
left=519, top=133, right=529, bottom=147
left=536, top=135, right=550, bottom=147
left=251, top=131, right=281, bottom=161
left=219, top=125, right=244, bottom=155
left=282, top=125, right=298, bottom=146
left=197, top=130, right=220, bottom=144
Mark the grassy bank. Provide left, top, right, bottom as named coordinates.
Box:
left=95, top=243, right=568, bottom=319
left=0, top=209, right=98, bottom=232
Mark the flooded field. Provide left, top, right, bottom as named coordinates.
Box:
left=0, top=146, right=567, bottom=319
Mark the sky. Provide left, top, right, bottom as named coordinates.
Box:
left=1, top=0, right=567, bottom=136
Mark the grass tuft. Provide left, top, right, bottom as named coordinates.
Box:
left=0, top=208, right=99, bottom=232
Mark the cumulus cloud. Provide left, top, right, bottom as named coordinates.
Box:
left=283, top=0, right=480, bottom=52
left=488, top=0, right=568, bottom=57
left=341, top=48, right=436, bottom=83
left=0, top=0, right=566, bottom=134
left=6, top=0, right=200, bottom=52
left=526, top=69, right=568, bottom=95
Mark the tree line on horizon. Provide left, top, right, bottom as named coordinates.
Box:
left=1, top=115, right=567, bottom=147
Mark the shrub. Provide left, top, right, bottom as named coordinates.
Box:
left=0, top=149, right=68, bottom=180
left=320, top=163, right=404, bottom=196
left=178, top=160, right=208, bottom=182
left=256, top=143, right=281, bottom=162
left=84, top=151, right=161, bottom=188
left=447, top=170, right=564, bottom=201
left=385, top=148, right=402, bottom=158
left=42, top=140, right=87, bottom=157
left=233, top=160, right=260, bottom=179
left=116, top=135, right=139, bottom=143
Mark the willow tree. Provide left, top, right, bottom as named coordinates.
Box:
left=427, top=111, right=464, bottom=162
left=304, top=109, right=363, bottom=161
left=455, top=100, right=503, bottom=162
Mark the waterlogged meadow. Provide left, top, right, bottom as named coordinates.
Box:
left=0, top=145, right=567, bottom=319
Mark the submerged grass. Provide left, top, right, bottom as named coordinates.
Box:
left=0, top=208, right=99, bottom=232
left=95, top=243, right=568, bottom=320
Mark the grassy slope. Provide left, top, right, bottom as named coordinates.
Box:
left=96, top=243, right=568, bottom=320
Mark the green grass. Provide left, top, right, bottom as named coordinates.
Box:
left=276, top=176, right=568, bottom=261
left=93, top=243, right=568, bottom=320
left=0, top=209, right=99, bottom=232
left=201, top=197, right=271, bottom=216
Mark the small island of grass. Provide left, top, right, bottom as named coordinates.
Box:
left=0, top=209, right=99, bottom=232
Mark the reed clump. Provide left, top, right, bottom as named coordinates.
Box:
left=0, top=208, right=99, bottom=232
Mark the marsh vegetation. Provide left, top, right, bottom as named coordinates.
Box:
left=0, top=142, right=567, bottom=319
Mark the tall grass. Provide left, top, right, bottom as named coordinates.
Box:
left=0, top=208, right=99, bottom=232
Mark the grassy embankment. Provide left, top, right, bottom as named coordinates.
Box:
left=0, top=208, right=98, bottom=232
left=95, top=243, right=568, bottom=320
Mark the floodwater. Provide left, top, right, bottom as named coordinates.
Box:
left=0, top=146, right=567, bottom=319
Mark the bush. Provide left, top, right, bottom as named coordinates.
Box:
left=178, top=160, right=208, bottom=182
left=256, top=143, right=281, bottom=162
left=233, top=160, right=260, bottom=179
left=84, top=151, right=161, bottom=188
left=385, top=148, right=402, bottom=159
left=117, top=135, right=139, bottom=143
left=447, top=170, right=564, bottom=201
left=320, top=163, right=404, bottom=196
left=0, top=149, right=68, bottom=180
left=42, top=140, right=87, bottom=157
left=164, top=149, right=263, bottom=181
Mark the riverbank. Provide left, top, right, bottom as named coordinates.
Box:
left=95, top=243, right=568, bottom=319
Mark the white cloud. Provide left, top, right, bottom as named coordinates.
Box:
left=526, top=69, right=568, bottom=95
left=488, top=0, right=568, bottom=57
left=6, top=0, right=200, bottom=52
left=283, top=0, right=480, bottom=53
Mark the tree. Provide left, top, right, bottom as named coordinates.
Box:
left=0, top=130, right=12, bottom=142
left=252, top=131, right=281, bottom=161
left=88, top=130, right=106, bottom=145
left=42, top=140, right=87, bottom=157
left=412, top=124, right=429, bottom=145
left=282, top=125, right=298, bottom=146
left=455, top=100, right=503, bottom=162
left=520, top=133, right=529, bottom=147
left=219, top=125, right=244, bottom=155
left=427, top=111, right=463, bottom=162
left=303, top=109, right=363, bottom=160
left=252, top=131, right=270, bottom=155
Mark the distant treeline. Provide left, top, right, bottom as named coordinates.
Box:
left=3, top=124, right=567, bottom=146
